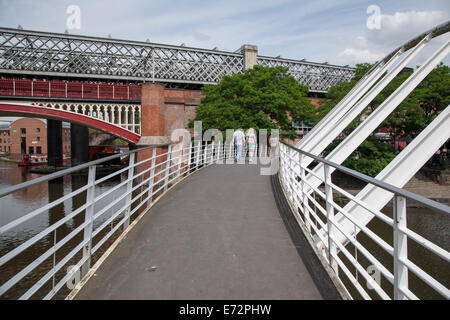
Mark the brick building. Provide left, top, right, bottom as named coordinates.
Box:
left=0, top=118, right=71, bottom=160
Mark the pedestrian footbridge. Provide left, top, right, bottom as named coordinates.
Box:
left=1, top=22, right=450, bottom=300
left=0, top=141, right=448, bottom=300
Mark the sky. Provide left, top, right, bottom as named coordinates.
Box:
left=0, top=0, right=449, bottom=68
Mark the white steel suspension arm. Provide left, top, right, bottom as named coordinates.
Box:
left=311, top=39, right=449, bottom=248
left=336, top=106, right=450, bottom=245
left=299, top=35, right=431, bottom=173
left=297, top=49, right=402, bottom=151
left=306, top=39, right=449, bottom=193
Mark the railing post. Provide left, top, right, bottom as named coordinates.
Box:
left=82, top=165, right=96, bottom=277
left=176, top=144, right=182, bottom=181
left=164, top=145, right=172, bottom=191
left=204, top=142, right=208, bottom=165
left=211, top=141, right=215, bottom=164
left=147, top=147, right=157, bottom=205
left=324, top=164, right=337, bottom=273
left=216, top=140, right=222, bottom=163
left=187, top=141, right=192, bottom=174
left=288, top=148, right=296, bottom=203
left=227, top=141, right=233, bottom=163
left=393, top=195, right=408, bottom=300
left=196, top=141, right=201, bottom=170
left=299, top=153, right=310, bottom=233
left=124, top=152, right=135, bottom=230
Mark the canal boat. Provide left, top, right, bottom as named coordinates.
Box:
left=18, top=154, right=48, bottom=167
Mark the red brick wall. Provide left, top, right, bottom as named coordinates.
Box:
left=5, top=118, right=71, bottom=160
left=140, top=85, right=324, bottom=140
left=163, top=89, right=202, bottom=137
left=9, top=118, right=47, bottom=160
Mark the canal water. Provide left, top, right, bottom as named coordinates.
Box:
left=0, top=159, right=449, bottom=299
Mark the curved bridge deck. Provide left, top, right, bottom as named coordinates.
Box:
left=73, top=163, right=339, bottom=300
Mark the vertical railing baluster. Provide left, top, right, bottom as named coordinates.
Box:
left=196, top=141, right=201, bottom=170
left=289, top=148, right=296, bottom=203
left=147, top=147, right=157, bottom=205
left=164, top=145, right=172, bottom=191
left=124, top=152, right=135, bottom=230
left=204, top=142, right=208, bottom=165
left=228, top=141, right=233, bottom=163
left=82, top=165, right=96, bottom=277
left=299, top=153, right=310, bottom=233
left=217, top=140, right=221, bottom=163
left=393, top=195, right=408, bottom=300
left=324, top=164, right=337, bottom=273
left=176, top=144, right=182, bottom=181
left=187, top=141, right=192, bottom=174
left=52, top=229, right=56, bottom=294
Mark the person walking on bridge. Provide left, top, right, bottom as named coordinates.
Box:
left=246, top=128, right=257, bottom=163
left=232, top=125, right=245, bottom=162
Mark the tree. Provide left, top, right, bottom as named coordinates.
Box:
left=324, top=137, right=398, bottom=177
left=413, top=63, right=450, bottom=119
left=188, top=65, right=316, bottom=137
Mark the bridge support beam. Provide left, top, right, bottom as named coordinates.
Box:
left=47, top=120, right=63, bottom=167
left=241, top=44, right=258, bottom=70
left=136, top=83, right=170, bottom=195
left=70, top=124, right=90, bottom=166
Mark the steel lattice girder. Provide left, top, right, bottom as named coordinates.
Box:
left=0, top=27, right=355, bottom=92
left=257, top=56, right=355, bottom=92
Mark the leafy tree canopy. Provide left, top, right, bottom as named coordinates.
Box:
left=188, top=65, right=316, bottom=136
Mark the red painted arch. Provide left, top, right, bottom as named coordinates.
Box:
left=0, top=103, right=140, bottom=143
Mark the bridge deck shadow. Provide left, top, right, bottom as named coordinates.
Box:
left=74, top=162, right=332, bottom=300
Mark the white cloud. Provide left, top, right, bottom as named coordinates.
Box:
left=335, top=9, right=450, bottom=66
left=368, top=10, right=449, bottom=49
left=338, top=48, right=384, bottom=64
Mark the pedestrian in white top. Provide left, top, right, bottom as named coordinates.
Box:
left=232, top=126, right=246, bottom=162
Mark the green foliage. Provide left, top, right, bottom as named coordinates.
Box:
left=324, top=137, right=398, bottom=177
left=188, top=65, right=316, bottom=136
left=414, top=63, right=450, bottom=119
left=342, top=138, right=397, bottom=177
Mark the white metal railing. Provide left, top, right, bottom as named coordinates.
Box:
left=0, top=140, right=243, bottom=300
left=278, top=141, right=450, bottom=300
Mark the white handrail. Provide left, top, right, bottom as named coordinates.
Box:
left=278, top=142, right=450, bottom=300
left=0, top=140, right=234, bottom=299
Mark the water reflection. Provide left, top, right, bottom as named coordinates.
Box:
left=0, top=160, right=124, bottom=299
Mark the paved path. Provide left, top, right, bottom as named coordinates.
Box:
left=74, top=163, right=325, bottom=300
